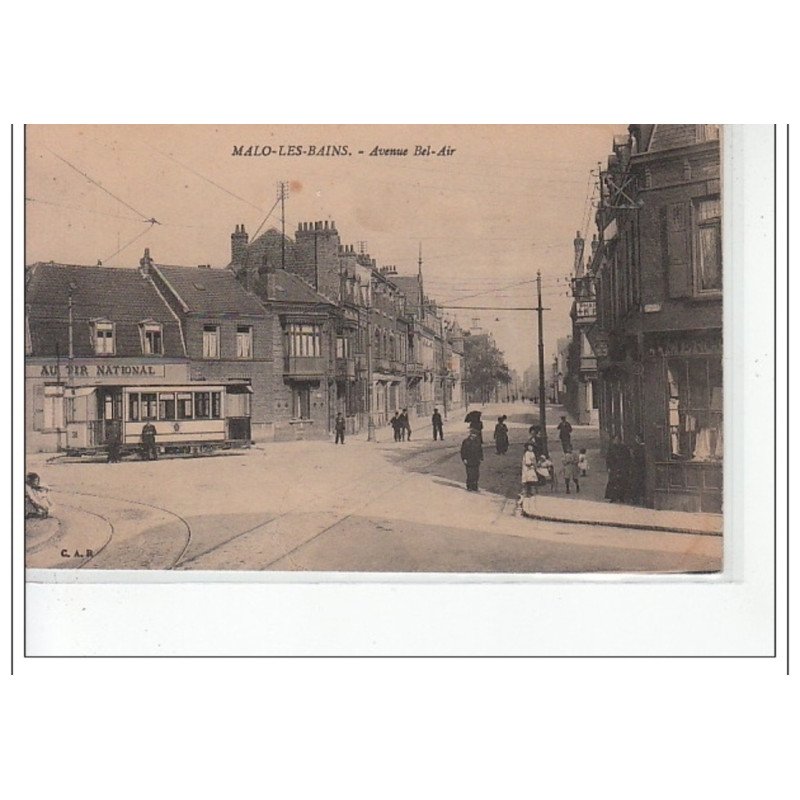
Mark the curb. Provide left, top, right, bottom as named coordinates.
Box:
left=520, top=508, right=723, bottom=537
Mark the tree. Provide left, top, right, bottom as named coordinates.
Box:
left=463, top=333, right=511, bottom=404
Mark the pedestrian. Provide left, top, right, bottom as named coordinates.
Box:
left=577, top=447, right=589, bottom=477
left=402, top=408, right=412, bottom=441
left=334, top=412, right=346, bottom=445
left=557, top=415, right=573, bottom=453
left=528, top=425, right=545, bottom=458
left=521, top=442, right=538, bottom=497
left=493, top=416, right=509, bottom=455
left=141, top=420, right=158, bottom=460
left=536, top=454, right=554, bottom=491
left=25, top=472, right=53, bottom=519
left=460, top=428, right=484, bottom=492
left=562, top=449, right=580, bottom=494
left=389, top=411, right=402, bottom=442
left=432, top=407, right=444, bottom=441
left=106, top=421, right=122, bottom=463
left=604, top=435, right=630, bottom=502
left=628, top=433, right=646, bottom=504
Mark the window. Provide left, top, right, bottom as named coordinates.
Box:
left=666, top=357, right=723, bottom=461
left=336, top=336, right=350, bottom=359
left=43, top=385, right=64, bottom=430
left=195, top=392, right=210, bottom=419
left=158, top=393, right=176, bottom=420
left=292, top=385, right=311, bottom=419
left=94, top=321, right=115, bottom=355
left=128, top=393, right=140, bottom=422
left=697, top=125, right=720, bottom=142
left=203, top=325, right=220, bottom=358
left=140, top=322, right=163, bottom=355
left=177, top=392, right=193, bottom=420
left=285, top=324, right=321, bottom=357
left=140, top=393, right=158, bottom=420
left=211, top=392, right=222, bottom=419
left=694, top=198, right=722, bottom=292
left=236, top=326, right=253, bottom=359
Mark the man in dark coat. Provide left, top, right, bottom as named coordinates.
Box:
left=432, top=408, right=444, bottom=441
left=106, top=421, right=122, bottom=463
left=401, top=408, right=412, bottom=441
left=389, top=411, right=402, bottom=442
left=334, top=412, right=346, bottom=445
left=141, top=421, right=157, bottom=461
left=557, top=416, right=573, bottom=453
left=460, top=428, right=484, bottom=492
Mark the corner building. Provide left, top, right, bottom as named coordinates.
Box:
left=591, top=125, right=722, bottom=512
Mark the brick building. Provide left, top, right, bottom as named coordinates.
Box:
left=589, top=124, right=722, bottom=512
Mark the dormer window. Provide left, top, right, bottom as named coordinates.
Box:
left=139, top=321, right=163, bottom=355
left=93, top=320, right=115, bottom=355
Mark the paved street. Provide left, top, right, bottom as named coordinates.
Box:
left=25, top=403, right=722, bottom=574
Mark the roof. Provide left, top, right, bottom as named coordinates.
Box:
left=154, top=264, right=266, bottom=316
left=270, top=269, right=334, bottom=307
left=25, top=262, right=185, bottom=358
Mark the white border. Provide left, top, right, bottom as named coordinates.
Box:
left=15, top=125, right=776, bottom=657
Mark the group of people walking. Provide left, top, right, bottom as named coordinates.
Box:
left=389, top=409, right=413, bottom=441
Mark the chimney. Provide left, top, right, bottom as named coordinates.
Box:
left=231, top=223, right=249, bottom=266
left=139, top=247, right=153, bottom=277
left=573, top=231, right=585, bottom=277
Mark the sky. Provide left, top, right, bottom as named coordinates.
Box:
left=25, top=124, right=628, bottom=374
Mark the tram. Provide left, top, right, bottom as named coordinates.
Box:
left=60, top=382, right=252, bottom=457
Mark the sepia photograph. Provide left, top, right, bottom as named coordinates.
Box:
left=24, top=124, right=724, bottom=575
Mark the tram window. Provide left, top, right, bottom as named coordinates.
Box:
left=159, top=393, right=176, bottom=420
left=195, top=392, right=211, bottom=419
left=211, top=392, right=222, bottom=419
left=177, top=392, right=193, bottom=420
left=141, top=393, right=157, bottom=421
left=128, top=393, right=140, bottom=422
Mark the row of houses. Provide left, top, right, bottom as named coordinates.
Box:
left=25, top=220, right=465, bottom=453
left=565, top=124, right=723, bottom=513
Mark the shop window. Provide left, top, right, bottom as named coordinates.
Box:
left=128, top=393, right=139, bottom=422
left=43, top=385, right=65, bottom=430
left=236, top=326, right=253, bottom=359
left=195, top=392, right=211, bottom=419
left=203, top=325, right=220, bottom=358
left=140, top=393, right=157, bottom=421
left=666, top=357, right=723, bottom=461
left=158, top=393, right=176, bottom=420
left=93, top=321, right=115, bottom=355
left=211, top=392, right=222, bottom=419
left=177, top=392, right=193, bottom=420
left=140, top=322, right=163, bottom=355
left=694, top=198, right=722, bottom=293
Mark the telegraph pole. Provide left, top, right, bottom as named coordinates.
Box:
left=277, top=181, right=289, bottom=270
left=536, top=270, right=549, bottom=456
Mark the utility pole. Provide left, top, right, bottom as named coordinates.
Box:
left=277, top=181, right=289, bottom=270
left=536, top=270, right=549, bottom=456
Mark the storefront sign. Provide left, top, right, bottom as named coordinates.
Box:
left=576, top=301, right=597, bottom=320
left=38, top=363, right=167, bottom=378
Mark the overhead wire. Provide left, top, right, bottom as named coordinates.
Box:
left=44, top=146, right=158, bottom=224
left=102, top=222, right=157, bottom=264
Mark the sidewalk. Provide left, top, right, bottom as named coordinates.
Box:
left=520, top=494, right=722, bottom=536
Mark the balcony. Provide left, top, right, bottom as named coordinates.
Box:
left=374, top=357, right=390, bottom=374
left=406, top=360, right=424, bottom=377
left=390, top=359, right=405, bottom=374
left=284, top=356, right=325, bottom=378
left=335, top=357, right=356, bottom=380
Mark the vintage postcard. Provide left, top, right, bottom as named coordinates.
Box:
left=24, top=124, right=724, bottom=575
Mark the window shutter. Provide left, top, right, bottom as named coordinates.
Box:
left=665, top=202, right=691, bottom=297
left=32, top=386, right=45, bottom=430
